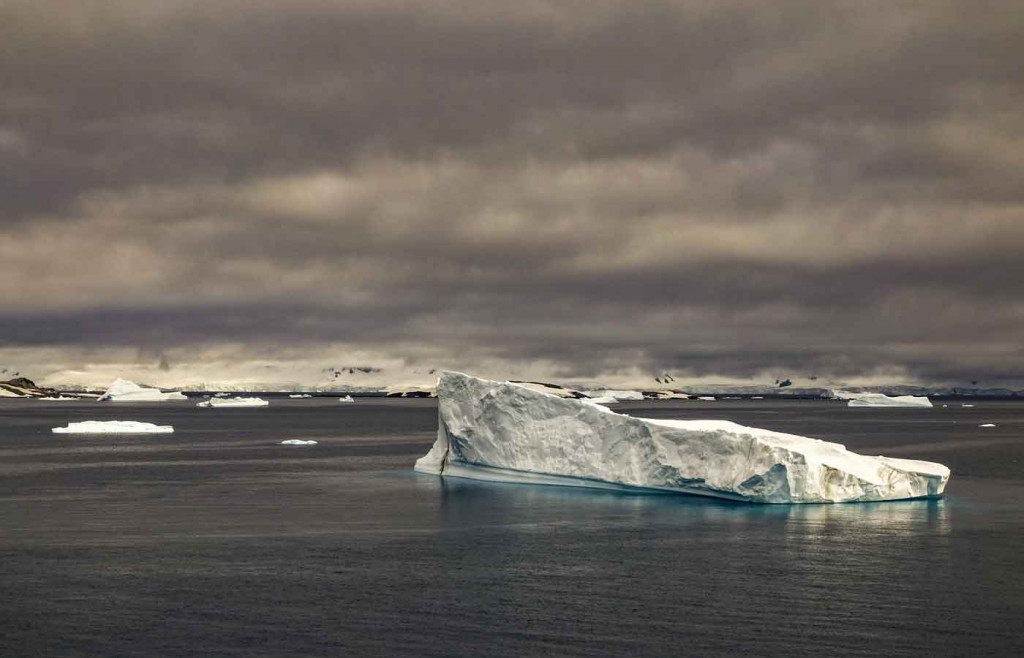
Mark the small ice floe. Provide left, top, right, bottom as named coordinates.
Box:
left=281, top=439, right=318, bottom=445
left=289, top=394, right=313, bottom=398
left=339, top=395, right=355, bottom=403
left=52, top=420, right=173, bottom=434
left=962, top=404, right=975, bottom=408
left=39, top=396, right=77, bottom=401
left=698, top=396, right=716, bottom=401
left=751, top=396, right=765, bottom=400
left=979, top=423, right=996, bottom=428
left=197, top=397, right=269, bottom=408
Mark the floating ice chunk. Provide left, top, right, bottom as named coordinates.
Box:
left=289, top=394, right=313, bottom=398
left=53, top=420, right=173, bottom=434
left=39, top=396, right=77, bottom=401
left=98, top=378, right=187, bottom=402
left=979, top=423, right=996, bottom=428
left=961, top=404, right=975, bottom=408
left=339, top=395, right=355, bottom=402
left=586, top=395, right=619, bottom=404
left=844, top=393, right=932, bottom=408
left=414, top=372, right=950, bottom=504
left=281, top=439, right=318, bottom=445
left=697, top=396, right=716, bottom=401
left=751, top=396, right=765, bottom=400
left=197, top=396, right=269, bottom=408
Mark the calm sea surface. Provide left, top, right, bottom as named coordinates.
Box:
left=1, top=397, right=1022, bottom=656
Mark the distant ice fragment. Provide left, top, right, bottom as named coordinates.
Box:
left=289, top=394, right=313, bottom=398
left=98, top=378, right=187, bottom=402
left=962, top=404, right=975, bottom=408
left=415, top=372, right=950, bottom=504
left=197, top=396, right=269, bottom=408
left=281, top=439, right=318, bottom=445
left=53, top=420, right=173, bottom=434
left=979, top=423, right=996, bottom=428
left=698, top=396, right=716, bottom=401
left=39, top=396, right=77, bottom=401
left=339, top=395, right=354, bottom=402
left=584, top=390, right=644, bottom=401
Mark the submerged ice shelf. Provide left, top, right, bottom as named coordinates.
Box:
left=415, top=372, right=950, bottom=504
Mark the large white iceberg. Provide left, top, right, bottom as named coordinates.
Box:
left=835, top=390, right=933, bottom=408
left=414, top=373, right=950, bottom=504
left=52, top=420, right=174, bottom=434
left=98, top=378, right=187, bottom=402
left=197, top=396, right=269, bottom=408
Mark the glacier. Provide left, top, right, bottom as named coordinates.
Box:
left=52, top=420, right=174, bottom=434
left=98, top=378, right=187, bottom=402
left=197, top=396, right=269, bottom=408
left=414, top=372, right=950, bottom=504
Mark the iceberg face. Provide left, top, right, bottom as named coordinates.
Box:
left=844, top=392, right=933, bottom=408
left=52, top=420, right=174, bottom=434
left=415, top=372, right=950, bottom=504
left=339, top=395, right=355, bottom=402
left=98, top=378, right=187, bottom=402
left=196, top=396, right=269, bottom=408
left=289, top=394, right=313, bottom=398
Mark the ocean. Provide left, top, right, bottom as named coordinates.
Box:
left=1, top=396, right=1022, bottom=656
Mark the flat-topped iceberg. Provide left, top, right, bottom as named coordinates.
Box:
left=415, top=372, right=950, bottom=504
left=98, top=378, right=187, bottom=402
left=53, top=420, right=174, bottom=434
left=339, top=395, right=355, bottom=403
left=281, top=439, right=318, bottom=445
left=289, top=394, right=313, bottom=399
left=197, top=396, right=269, bottom=408
left=835, top=390, right=933, bottom=408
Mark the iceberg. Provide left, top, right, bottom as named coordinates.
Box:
left=289, top=394, right=313, bottom=398
left=584, top=389, right=644, bottom=401
left=339, top=395, right=355, bottom=403
left=281, top=439, right=318, bottom=445
left=979, top=423, right=996, bottom=428
left=52, top=420, right=174, bottom=434
left=697, top=396, right=716, bottom=401
left=196, top=396, right=269, bottom=408
left=98, top=378, right=187, bottom=402
left=844, top=392, right=932, bottom=408
left=39, top=396, right=77, bottom=401
left=414, top=373, right=950, bottom=504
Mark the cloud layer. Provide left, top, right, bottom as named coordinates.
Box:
left=3, top=1, right=1023, bottom=385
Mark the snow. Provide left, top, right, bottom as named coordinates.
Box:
left=98, top=378, right=187, bottom=402
left=586, top=395, right=619, bottom=405
left=979, top=423, right=996, bottom=428
left=289, top=394, right=312, bottom=398
left=845, top=393, right=932, bottom=408
left=196, top=396, right=269, bottom=408
left=281, top=439, right=318, bottom=445
left=39, top=396, right=77, bottom=401
left=52, top=420, right=173, bottom=434
left=339, top=395, right=354, bottom=402
left=414, top=372, right=950, bottom=504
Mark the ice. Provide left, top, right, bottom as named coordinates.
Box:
left=196, top=396, right=269, bottom=408
left=979, top=423, right=996, bottom=428
left=39, top=396, right=77, bottom=401
left=52, top=420, right=174, bottom=434
left=289, top=394, right=313, bottom=398
left=586, top=395, right=619, bottom=404
left=584, top=390, right=644, bottom=401
left=339, top=395, right=355, bottom=402
left=962, top=404, right=975, bottom=408
left=414, top=372, right=950, bottom=504
left=698, top=396, right=716, bottom=401
left=845, top=393, right=932, bottom=408
left=98, top=378, right=187, bottom=402
left=281, top=439, right=318, bottom=445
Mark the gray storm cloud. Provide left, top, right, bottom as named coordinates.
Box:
left=2, top=0, right=1023, bottom=385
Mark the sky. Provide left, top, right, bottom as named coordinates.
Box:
left=2, top=1, right=1023, bottom=388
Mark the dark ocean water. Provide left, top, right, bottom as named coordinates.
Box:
left=1, top=396, right=1022, bottom=657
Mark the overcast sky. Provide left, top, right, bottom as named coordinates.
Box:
left=2, top=1, right=1023, bottom=386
